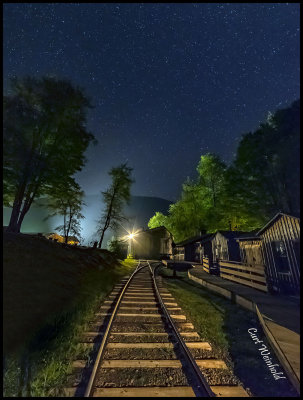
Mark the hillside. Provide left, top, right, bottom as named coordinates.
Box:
left=3, top=232, right=133, bottom=355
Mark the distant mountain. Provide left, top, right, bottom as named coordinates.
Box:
left=123, top=195, right=172, bottom=230
left=3, top=195, right=172, bottom=247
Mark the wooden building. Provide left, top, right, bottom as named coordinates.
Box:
left=131, top=226, right=173, bottom=260
left=173, top=235, right=202, bottom=262
left=211, top=231, right=256, bottom=263
left=257, top=213, right=300, bottom=294
left=173, top=233, right=214, bottom=263
left=173, top=244, right=185, bottom=261
left=236, top=236, right=263, bottom=267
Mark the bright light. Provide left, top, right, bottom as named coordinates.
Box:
left=129, top=233, right=134, bottom=239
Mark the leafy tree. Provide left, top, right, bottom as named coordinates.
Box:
left=148, top=212, right=168, bottom=229
left=4, top=76, right=96, bottom=233
left=196, top=153, right=226, bottom=209
left=148, top=100, right=300, bottom=243
left=229, top=99, right=300, bottom=222
left=148, top=154, right=228, bottom=242
left=107, top=236, right=127, bottom=259
left=44, top=178, right=85, bottom=244
left=96, top=163, right=134, bottom=248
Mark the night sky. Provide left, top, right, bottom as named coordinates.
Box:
left=4, top=3, right=300, bottom=201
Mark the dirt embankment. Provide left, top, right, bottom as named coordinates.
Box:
left=3, top=232, right=120, bottom=355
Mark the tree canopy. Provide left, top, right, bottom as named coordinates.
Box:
left=4, top=76, right=96, bottom=233
left=148, top=99, right=300, bottom=242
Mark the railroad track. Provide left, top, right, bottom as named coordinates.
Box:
left=64, top=260, right=248, bottom=397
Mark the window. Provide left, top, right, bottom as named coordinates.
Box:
left=272, top=240, right=290, bottom=273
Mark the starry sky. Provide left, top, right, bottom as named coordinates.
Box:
left=3, top=3, right=300, bottom=201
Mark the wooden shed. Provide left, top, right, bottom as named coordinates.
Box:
left=174, top=235, right=202, bottom=262
left=211, top=231, right=256, bottom=263
left=173, top=244, right=185, bottom=261
left=173, top=233, right=214, bottom=263
left=257, top=213, right=300, bottom=294
left=236, top=236, right=263, bottom=267
left=132, top=226, right=173, bottom=260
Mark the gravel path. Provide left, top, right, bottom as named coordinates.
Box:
left=95, top=367, right=190, bottom=387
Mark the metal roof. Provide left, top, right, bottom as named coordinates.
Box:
left=175, top=233, right=214, bottom=247
left=235, top=236, right=262, bottom=241
left=215, top=230, right=257, bottom=239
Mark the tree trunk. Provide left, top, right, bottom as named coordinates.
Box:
left=7, top=198, right=23, bottom=232
left=98, top=188, right=117, bottom=248
left=66, top=206, right=72, bottom=244
left=15, top=183, right=40, bottom=233
left=98, top=227, right=106, bottom=249
left=7, top=184, right=27, bottom=233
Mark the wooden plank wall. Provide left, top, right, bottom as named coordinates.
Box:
left=260, top=215, right=300, bottom=294
left=174, top=247, right=185, bottom=261
left=219, top=260, right=268, bottom=292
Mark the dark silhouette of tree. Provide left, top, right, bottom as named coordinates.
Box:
left=44, top=178, right=85, bottom=244
left=4, top=76, right=96, bottom=233
left=107, top=236, right=127, bottom=259
left=228, top=99, right=300, bottom=221
left=96, top=163, right=133, bottom=249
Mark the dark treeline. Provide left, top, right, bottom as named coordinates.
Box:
left=149, top=100, right=300, bottom=242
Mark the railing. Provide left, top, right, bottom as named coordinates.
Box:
left=219, top=260, right=268, bottom=292
left=203, top=257, right=210, bottom=273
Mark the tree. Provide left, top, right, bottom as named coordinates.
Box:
left=4, top=76, right=96, bottom=233
left=148, top=100, right=300, bottom=243
left=148, top=155, right=228, bottom=242
left=196, top=153, right=226, bottom=209
left=229, top=99, right=300, bottom=222
left=96, top=163, right=134, bottom=248
left=148, top=212, right=168, bottom=229
left=107, top=236, right=127, bottom=259
left=44, top=179, right=85, bottom=244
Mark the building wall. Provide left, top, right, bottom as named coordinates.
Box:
left=239, top=240, right=263, bottom=267
left=260, top=215, right=300, bottom=294
left=184, top=243, right=198, bottom=262
left=133, top=228, right=173, bottom=259
left=174, top=246, right=185, bottom=261
left=200, top=241, right=213, bottom=266
left=228, top=239, right=242, bottom=262
left=212, top=233, right=229, bottom=261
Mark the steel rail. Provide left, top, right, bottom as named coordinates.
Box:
left=148, top=261, right=215, bottom=397
left=84, top=259, right=149, bottom=397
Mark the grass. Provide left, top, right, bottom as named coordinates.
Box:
left=4, top=231, right=137, bottom=397
left=158, top=267, right=298, bottom=397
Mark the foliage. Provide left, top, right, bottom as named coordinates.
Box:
left=3, top=76, right=96, bottom=233
left=147, top=211, right=168, bottom=229
left=107, top=236, right=127, bottom=259
left=148, top=100, right=300, bottom=242
left=227, top=99, right=300, bottom=223
left=44, top=178, right=85, bottom=244
left=96, top=163, right=134, bottom=248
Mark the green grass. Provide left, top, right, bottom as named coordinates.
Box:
left=159, top=267, right=298, bottom=397
left=4, top=232, right=137, bottom=396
